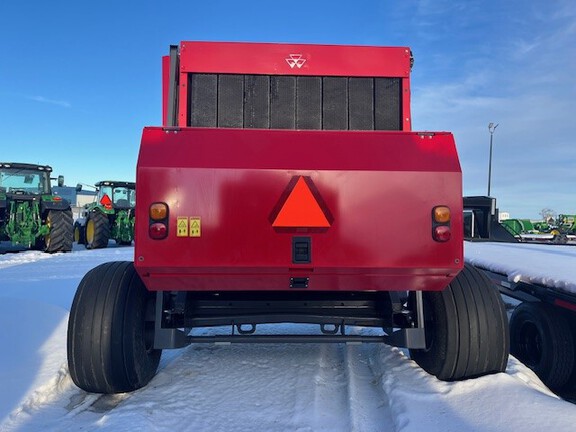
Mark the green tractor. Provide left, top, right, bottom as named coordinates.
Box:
left=501, top=216, right=575, bottom=244
left=0, top=162, right=73, bottom=253
left=74, top=181, right=136, bottom=249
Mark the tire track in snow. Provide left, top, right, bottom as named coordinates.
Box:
left=344, top=344, right=396, bottom=432
left=292, top=342, right=396, bottom=432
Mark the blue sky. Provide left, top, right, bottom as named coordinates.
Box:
left=1, top=0, right=574, bottom=219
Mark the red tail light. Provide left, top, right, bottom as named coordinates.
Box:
left=149, top=223, right=167, bottom=239
left=433, top=225, right=451, bottom=242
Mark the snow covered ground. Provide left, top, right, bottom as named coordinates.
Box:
left=1, top=244, right=576, bottom=431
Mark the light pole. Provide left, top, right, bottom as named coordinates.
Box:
left=487, top=122, right=499, bottom=196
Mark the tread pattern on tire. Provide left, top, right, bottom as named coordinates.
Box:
left=410, top=263, right=510, bottom=381
left=67, top=261, right=161, bottom=393
left=86, top=210, right=110, bottom=249
left=44, top=209, right=73, bottom=253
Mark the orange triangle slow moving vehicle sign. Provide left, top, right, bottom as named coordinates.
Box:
left=272, top=176, right=332, bottom=228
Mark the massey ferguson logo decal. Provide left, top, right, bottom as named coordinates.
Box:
left=285, top=54, right=306, bottom=69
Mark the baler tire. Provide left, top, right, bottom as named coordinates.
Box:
left=74, top=222, right=86, bottom=245
left=67, top=261, right=161, bottom=393
left=43, top=210, right=73, bottom=253
left=509, top=302, right=574, bottom=390
left=85, top=211, right=110, bottom=249
left=409, top=263, right=509, bottom=381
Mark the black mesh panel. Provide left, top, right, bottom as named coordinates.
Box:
left=218, top=75, right=243, bottom=128
left=349, top=78, right=374, bottom=130
left=270, top=76, right=296, bottom=129
left=296, top=77, right=322, bottom=130
left=188, top=73, right=402, bottom=131
left=323, top=77, right=348, bottom=130
left=244, top=75, right=270, bottom=128
left=375, top=78, right=401, bottom=130
left=190, top=74, right=217, bottom=127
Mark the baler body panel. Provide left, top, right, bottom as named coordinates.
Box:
left=165, top=41, right=413, bottom=132
left=135, top=127, right=462, bottom=292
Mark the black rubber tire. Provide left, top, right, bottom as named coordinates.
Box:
left=563, top=313, right=576, bottom=392
left=85, top=210, right=110, bottom=249
left=42, top=210, right=73, bottom=253
left=410, top=263, right=510, bottom=380
left=74, top=222, right=86, bottom=245
left=67, top=261, right=161, bottom=393
left=510, top=302, right=575, bottom=390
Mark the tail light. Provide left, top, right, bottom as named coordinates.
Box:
left=149, top=202, right=169, bottom=239
left=432, top=206, right=451, bottom=242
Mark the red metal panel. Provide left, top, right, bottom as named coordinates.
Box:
left=173, top=41, right=412, bottom=129
left=162, top=55, right=169, bottom=126
left=402, top=77, right=411, bottom=131
left=177, top=71, right=188, bottom=128
left=179, top=41, right=412, bottom=78
left=135, top=127, right=463, bottom=292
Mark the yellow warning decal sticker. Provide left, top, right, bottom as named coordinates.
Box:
left=190, top=217, right=201, bottom=237
left=177, top=217, right=189, bottom=237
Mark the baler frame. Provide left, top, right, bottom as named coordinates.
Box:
left=152, top=290, right=426, bottom=349
left=67, top=41, right=510, bottom=395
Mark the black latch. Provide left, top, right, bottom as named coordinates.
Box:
left=292, top=236, right=311, bottom=264
left=290, top=277, right=309, bottom=289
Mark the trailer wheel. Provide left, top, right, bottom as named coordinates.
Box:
left=74, top=222, right=86, bottom=245
left=509, top=302, right=574, bottom=390
left=85, top=210, right=110, bottom=249
left=67, top=261, right=161, bottom=393
left=38, top=210, right=73, bottom=253
left=410, top=263, right=509, bottom=381
left=565, top=314, right=576, bottom=391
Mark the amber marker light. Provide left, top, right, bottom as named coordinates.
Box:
left=150, top=203, right=168, bottom=220
left=433, top=206, right=451, bottom=223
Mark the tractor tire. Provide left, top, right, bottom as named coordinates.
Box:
left=85, top=210, right=110, bottom=249
left=509, top=302, right=574, bottom=390
left=74, top=222, right=86, bottom=245
left=40, top=210, right=73, bottom=253
left=67, top=261, right=161, bottom=393
left=410, top=263, right=509, bottom=381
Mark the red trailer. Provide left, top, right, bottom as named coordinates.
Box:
left=67, top=41, right=509, bottom=393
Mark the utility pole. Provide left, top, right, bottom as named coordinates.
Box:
left=487, top=122, right=499, bottom=196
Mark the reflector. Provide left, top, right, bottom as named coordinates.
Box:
left=272, top=177, right=331, bottom=228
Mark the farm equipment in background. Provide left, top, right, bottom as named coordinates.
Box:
left=74, top=181, right=136, bottom=249
left=67, top=41, right=509, bottom=394
left=0, top=162, right=73, bottom=253
left=500, top=214, right=576, bottom=244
